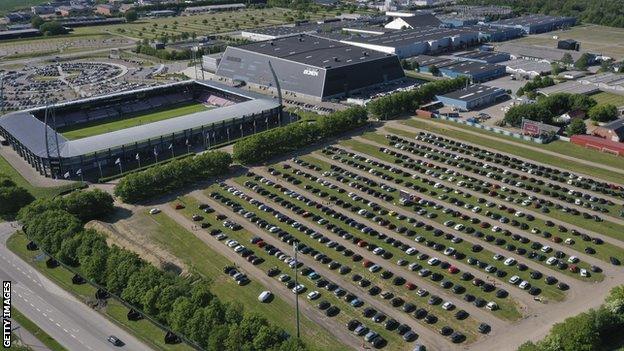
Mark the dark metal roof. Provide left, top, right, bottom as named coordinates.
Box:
left=0, top=80, right=280, bottom=158
left=344, top=26, right=478, bottom=48
left=400, top=14, right=442, bottom=28
left=491, top=14, right=575, bottom=27
left=231, top=34, right=394, bottom=69
left=437, top=84, right=506, bottom=102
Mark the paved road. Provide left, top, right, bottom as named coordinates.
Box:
left=0, top=222, right=153, bottom=351
left=10, top=319, right=51, bottom=351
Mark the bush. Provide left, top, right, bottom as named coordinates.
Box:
left=366, top=77, right=469, bottom=119
left=516, top=286, right=624, bottom=351
left=233, top=107, right=367, bottom=164
left=566, top=118, right=587, bottom=136
left=39, top=21, right=67, bottom=36
left=114, top=151, right=232, bottom=203
left=504, top=93, right=597, bottom=127
left=588, top=104, right=618, bottom=122
left=0, top=173, right=34, bottom=217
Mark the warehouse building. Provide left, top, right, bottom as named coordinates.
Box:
left=436, top=84, right=507, bottom=110
left=215, top=34, right=405, bottom=101
left=454, top=50, right=510, bottom=63
left=497, top=42, right=596, bottom=64
left=489, top=14, right=576, bottom=34
left=409, top=55, right=505, bottom=82
left=472, top=25, right=524, bottom=42
left=340, top=26, right=480, bottom=58
left=384, top=13, right=442, bottom=30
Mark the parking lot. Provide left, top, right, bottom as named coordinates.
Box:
left=142, top=116, right=624, bottom=351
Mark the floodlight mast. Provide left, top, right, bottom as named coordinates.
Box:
left=267, top=60, right=283, bottom=126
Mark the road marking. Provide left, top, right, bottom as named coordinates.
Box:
left=70, top=334, right=76, bottom=339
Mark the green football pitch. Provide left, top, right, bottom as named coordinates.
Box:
left=59, top=103, right=209, bottom=140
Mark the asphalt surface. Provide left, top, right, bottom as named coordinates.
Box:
left=0, top=222, right=153, bottom=351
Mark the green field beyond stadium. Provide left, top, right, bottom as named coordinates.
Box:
left=59, top=103, right=209, bottom=140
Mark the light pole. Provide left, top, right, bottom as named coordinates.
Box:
left=293, top=241, right=300, bottom=339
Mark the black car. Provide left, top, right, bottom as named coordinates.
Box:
left=326, top=306, right=340, bottom=317
left=317, top=301, right=330, bottom=310
left=440, top=326, right=453, bottom=336
left=478, top=323, right=491, bottom=334
left=107, top=336, right=123, bottom=346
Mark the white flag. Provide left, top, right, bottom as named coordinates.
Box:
left=135, top=153, right=140, bottom=160
left=168, top=143, right=173, bottom=150
left=76, top=169, right=82, bottom=175
left=153, top=147, right=158, bottom=156
left=63, top=171, right=70, bottom=179
left=115, top=158, right=121, bottom=165
left=185, top=139, right=190, bottom=146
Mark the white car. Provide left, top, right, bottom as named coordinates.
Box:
left=454, top=224, right=465, bottom=231
left=307, top=291, right=320, bottom=300
left=427, top=257, right=440, bottom=266
left=508, top=275, right=520, bottom=285
left=486, top=302, right=498, bottom=311
left=442, top=302, right=455, bottom=310
left=580, top=269, right=589, bottom=277
left=406, top=247, right=418, bottom=255
left=503, top=258, right=516, bottom=266
left=258, top=291, right=272, bottom=302
left=491, top=226, right=502, bottom=232
left=567, top=256, right=579, bottom=263
left=292, top=284, right=306, bottom=294
left=149, top=208, right=161, bottom=215
left=519, top=281, right=530, bottom=290
left=546, top=257, right=558, bottom=265
left=541, top=245, right=552, bottom=253
left=443, top=247, right=456, bottom=256
left=373, top=247, right=385, bottom=255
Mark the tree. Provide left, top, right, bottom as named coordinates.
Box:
left=125, top=10, right=138, bottom=22
left=551, top=63, right=564, bottom=75
left=561, top=52, right=574, bottom=65
left=0, top=186, right=33, bottom=217
left=566, top=118, right=587, bottom=135
left=588, top=104, right=618, bottom=122
left=546, top=313, right=601, bottom=351
left=574, top=53, right=592, bottom=70
left=429, top=64, right=440, bottom=76
left=39, top=22, right=67, bottom=36
left=605, top=285, right=624, bottom=315
left=31, top=15, right=44, bottom=29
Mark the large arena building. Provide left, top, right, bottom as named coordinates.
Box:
left=0, top=80, right=281, bottom=179
left=215, top=34, right=405, bottom=101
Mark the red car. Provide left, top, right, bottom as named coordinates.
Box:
left=552, top=236, right=562, bottom=243
left=362, top=260, right=373, bottom=268
left=175, top=204, right=185, bottom=210
left=448, top=266, right=459, bottom=274
left=405, top=283, right=417, bottom=290
left=569, top=265, right=578, bottom=273
left=357, top=240, right=368, bottom=248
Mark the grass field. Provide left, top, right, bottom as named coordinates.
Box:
left=7, top=232, right=194, bottom=351
left=0, top=0, right=46, bottom=14
left=590, top=91, right=624, bottom=107
left=401, top=119, right=624, bottom=185
left=502, top=24, right=624, bottom=60
left=0, top=154, right=81, bottom=199
left=59, top=103, right=209, bottom=140
left=149, top=207, right=349, bottom=351
left=11, top=308, right=67, bottom=351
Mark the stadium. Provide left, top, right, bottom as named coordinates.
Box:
left=0, top=80, right=282, bottom=179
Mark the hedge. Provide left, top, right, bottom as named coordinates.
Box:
left=233, top=106, right=368, bottom=164
left=114, top=151, right=232, bottom=203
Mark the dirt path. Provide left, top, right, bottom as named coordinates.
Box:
left=355, top=134, right=624, bottom=253
left=158, top=201, right=364, bottom=351
left=192, top=188, right=455, bottom=351
left=398, top=119, right=624, bottom=180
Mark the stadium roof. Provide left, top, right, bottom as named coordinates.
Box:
left=232, top=34, right=395, bottom=69
left=397, top=14, right=442, bottom=28
left=0, top=80, right=280, bottom=158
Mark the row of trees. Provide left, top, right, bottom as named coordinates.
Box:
left=504, top=93, right=597, bottom=127
left=233, top=106, right=368, bottom=164
left=18, top=191, right=304, bottom=351
left=518, top=286, right=624, bottom=351
left=114, top=151, right=232, bottom=203
left=0, top=174, right=33, bottom=218
left=460, top=0, right=624, bottom=28
left=517, top=75, right=555, bottom=98
left=367, top=77, right=469, bottom=119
